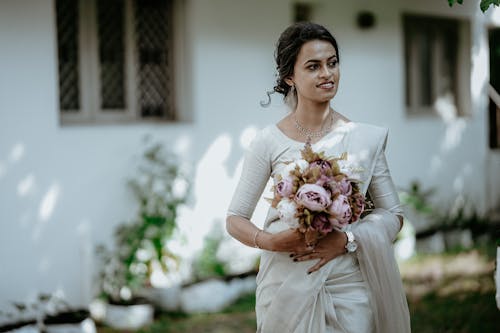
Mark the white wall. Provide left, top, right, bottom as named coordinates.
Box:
left=0, top=0, right=497, bottom=311
left=312, top=0, right=495, bottom=214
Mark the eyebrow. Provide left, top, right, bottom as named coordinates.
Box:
left=304, top=55, right=338, bottom=65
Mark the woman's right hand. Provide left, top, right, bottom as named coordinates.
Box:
left=263, top=228, right=314, bottom=253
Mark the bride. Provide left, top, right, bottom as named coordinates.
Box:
left=226, top=22, right=411, bottom=333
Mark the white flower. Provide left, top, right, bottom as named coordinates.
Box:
left=172, top=178, right=189, bottom=200
left=280, top=159, right=309, bottom=178
left=135, top=248, right=152, bottom=262
left=277, top=198, right=299, bottom=228
left=337, top=159, right=363, bottom=179
left=119, top=286, right=132, bottom=301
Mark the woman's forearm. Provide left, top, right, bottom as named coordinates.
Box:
left=226, top=215, right=274, bottom=250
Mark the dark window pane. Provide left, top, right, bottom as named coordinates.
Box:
left=403, top=14, right=460, bottom=111
left=135, top=0, right=174, bottom=120
left=56, top=0, right=80, bottom=111
left=418, top=29, right=432, bottom=107
left=489, top=28, right=500, bottom=148
left=97, top=0, right=126, bottom=109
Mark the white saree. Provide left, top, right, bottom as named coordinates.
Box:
left=228, top=121, right=411, bottom=333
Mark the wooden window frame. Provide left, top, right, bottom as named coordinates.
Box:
left=55, top=0, right=187, bottom=125
left=403, top=13, right=471, bottom=118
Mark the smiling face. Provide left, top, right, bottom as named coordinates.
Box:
left=286, top=39, right=340, bottom=106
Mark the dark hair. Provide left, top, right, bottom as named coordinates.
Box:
left=273, top=22, right=340, bottom=97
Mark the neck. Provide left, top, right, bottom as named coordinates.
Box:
left=294, top=100, right=331, bottom=129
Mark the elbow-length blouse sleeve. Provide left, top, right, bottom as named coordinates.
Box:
left=366, top=129, right=404, bottom=242
left=227, top=130, right=272, bottom=220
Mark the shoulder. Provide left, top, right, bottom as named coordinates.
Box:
left=333, top=111, right=389, bottom=140
left=246, top=125, right=278, bottom=158
left=348, top=122, right=390, bottom=155
left=351, top=122, right=389, bottom=141
left=250, top=125, right=277, bottom=146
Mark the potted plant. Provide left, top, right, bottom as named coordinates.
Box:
left=42, top=293, right=95, bottom=333
left=94, top=139, right=190, bottom=327
left=0, top=293, right=96, bottom=333
left=0, top=302, right=38, bottom=333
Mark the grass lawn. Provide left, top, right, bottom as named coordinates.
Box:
left=97, top=244, right=499, bottom=333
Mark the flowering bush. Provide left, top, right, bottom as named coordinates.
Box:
left=271, top=145, right=367, bottom=245
left=97, top=140, right=190, bottom=303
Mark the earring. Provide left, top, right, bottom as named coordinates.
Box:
left=285, top=84, right=297, bottom=110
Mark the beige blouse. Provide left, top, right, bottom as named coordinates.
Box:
left=228, top=121, right=411, bottom=333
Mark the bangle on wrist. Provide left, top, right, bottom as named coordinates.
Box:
left=253, top=229, right=263, bottom=249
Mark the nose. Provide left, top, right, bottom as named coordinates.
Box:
left=319, top=64, right=332, bottom=78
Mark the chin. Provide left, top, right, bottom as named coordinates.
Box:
left=318, top=93, right=337, bottom=103
left=317, top=89, right=337, bottom=100
left=302, top=91, right=337, bottom=104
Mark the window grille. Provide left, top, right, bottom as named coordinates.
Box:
left=97, top=0, right=126, bottom=110
left=55, top=0, right=175, bottom=124
left=56, top=0, right=80, bottom=112
left=135, top=0, right=174, bottom=120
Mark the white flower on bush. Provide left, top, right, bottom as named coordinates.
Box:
left=119, top=286, right=132, bottom=301
left=172, top=177, right=189, bottom=200
left=277, top=198, right=299, bottom=228
left=135, top=248, right=152, bottom=262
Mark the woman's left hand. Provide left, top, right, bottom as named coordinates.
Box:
left=291, top=229, right=348, bottom=274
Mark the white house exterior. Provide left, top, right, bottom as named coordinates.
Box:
left=1, top=0, right=499, bottom=310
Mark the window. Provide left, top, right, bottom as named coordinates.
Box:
left=293, top=3, right=313, bottom=23
left=55, top=0, right=177, bottom=124
left=403, top=14, right=471, bottom=117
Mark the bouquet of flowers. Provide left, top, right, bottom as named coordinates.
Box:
left=271, top=144, right=367, bottom=246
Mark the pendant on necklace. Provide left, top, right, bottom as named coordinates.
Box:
left=305, top=135, right=312, bottom=148
left=294, top=111, right=334, bottom=149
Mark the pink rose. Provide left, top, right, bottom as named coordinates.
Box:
left=315, top=175, right=333, bottom=189
left=311, top=213, right=334, bottom=235
left=350, top=192, right=365, bottom=222
left=295, top=184, right=332, bottom=211
left=276, top=176, right=294, bottom=197
left=310, top=159, right=332, bottom=174
left=337, top=177, right=352, bottom=196
left=328, top=194, right=352, bottom=226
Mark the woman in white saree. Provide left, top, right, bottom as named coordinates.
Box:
left=226, top=22, right=411, bottom=333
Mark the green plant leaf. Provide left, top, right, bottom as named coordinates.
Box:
left=448, top=0, right=499, bottom=11
left=481, top=0, right=500, bottom=12
left=448, top=0, right=463, bottom=6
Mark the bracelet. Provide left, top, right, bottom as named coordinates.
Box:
left=253, top=229, right=263, bottom=249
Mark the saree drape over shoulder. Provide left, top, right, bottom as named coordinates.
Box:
left=227, top=122, right=411, bottom=333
